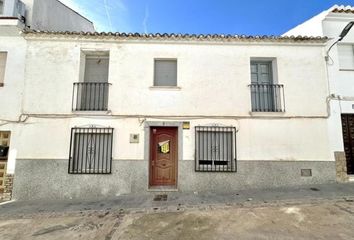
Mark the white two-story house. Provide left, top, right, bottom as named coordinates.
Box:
left=0, top=0, right=94, bottom=200
left=7, top=31, right=334, bottom=200
left=285, top=5, right=354, bottom=182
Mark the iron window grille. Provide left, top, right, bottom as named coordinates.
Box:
left=249, top=84, right=285, bottom=112
left=72, top=82, right=111, bottom=111
left=69, top=127, right=113, bottom=174
left=195, top=126, right=237, bottom=172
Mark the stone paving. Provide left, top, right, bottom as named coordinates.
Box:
left=1, top=182, right=354, bottom=218
left=0, top=183, right=353, bottom=239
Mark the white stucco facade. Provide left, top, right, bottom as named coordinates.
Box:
left=16, top=36, right=331, bottom=162
left=1, top=32, right=336, bottom=200
left=285, top=5, right=354, bottom=178
left=2, top=3, right=346, bottom=199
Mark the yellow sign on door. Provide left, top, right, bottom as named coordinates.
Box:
left=158, top=140, right=170, bottom=154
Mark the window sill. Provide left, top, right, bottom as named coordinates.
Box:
left=149, top=86, right=181, bottom=91
left=339, top=69, right=354, bottom=72
left=249, top=111, right=286, bottom=116
left=72, top=110, right=111, bottom=115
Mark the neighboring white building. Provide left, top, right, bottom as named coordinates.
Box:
left=0, top=0, right=94, bottom=31
left=6, top=31, right=334, bottom=200
left=0, top=0, right=94, bottom=199
left=285, top=5, right=354, bottom=181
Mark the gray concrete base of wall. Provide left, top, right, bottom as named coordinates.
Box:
left=334, top=151, right=349, bottom=182
left=12, top=159, right=336, bottom=200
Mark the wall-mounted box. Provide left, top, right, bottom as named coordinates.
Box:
left=130, top=134, right=139, bottom=143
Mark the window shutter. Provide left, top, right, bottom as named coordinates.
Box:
left=338, top=45, right=354, bottom=70
left=154, top=60, right=177, bottom=86
left=84, top=57, right=109, bottom=83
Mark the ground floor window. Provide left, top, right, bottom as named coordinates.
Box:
left=69, top=127, right=113, bottom=174
left=195, top=126, right=237, bottom=172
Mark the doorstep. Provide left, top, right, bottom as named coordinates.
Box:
left=348, top=175, right=354, bottom=182
left=147, top=186, right=178, bottom=192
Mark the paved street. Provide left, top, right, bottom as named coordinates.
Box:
left=0, top=199, right=354, bottom=239
left=0, top=183, right=354, bottom=239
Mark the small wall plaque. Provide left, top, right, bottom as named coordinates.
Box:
left=183, top=121, right=190, bottom=130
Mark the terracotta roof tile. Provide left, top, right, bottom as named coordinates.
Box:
left=332, top=5, right=354, bottom=14
left=22, top=29, right=328, bottom=43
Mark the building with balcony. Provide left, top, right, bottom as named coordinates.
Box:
left=7, top=31, right=335, bottom=200
left=0, top=0, right=94, bottom=200
left=284, top=5, right=354, bottom=182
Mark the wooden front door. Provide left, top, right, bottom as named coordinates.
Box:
left=341, top=114, right=354, bottom=174
left=149, top=127, right=178, bottom=187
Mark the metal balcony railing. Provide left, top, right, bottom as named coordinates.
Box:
left=249, top=84, right=285, bottom=112
left=72, top=82, right=110, bottom=111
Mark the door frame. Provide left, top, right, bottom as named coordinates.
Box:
left=144, top=121, right=183, bottom=190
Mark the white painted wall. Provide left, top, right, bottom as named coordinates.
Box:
left=285, top=7, right=354, bottom=155
left=0, top=35, right=26, bottom=120
left=0, top=33, right=27, bottom=174
left=11, top=117, right=331, bottom=162
left=23, top=40, right=328, bottom=117
left=7, top=36, right=331, bottom=162
left=325, top=15, right=354, bottom=152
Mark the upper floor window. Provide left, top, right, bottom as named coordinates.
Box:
left=72, top=52, right=110, bottom=111
left=250, top=60, right=285, bottom=112
left=154, top=59, right=177, bottom=87
left=338, top=44, right=354, bottom=70
left=0, top=52, right=7, bottom=87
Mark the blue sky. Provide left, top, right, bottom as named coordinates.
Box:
left=60, top=0, right=354, bottom=35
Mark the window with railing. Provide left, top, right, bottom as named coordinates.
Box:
left=72, top=52, right=110, bottom=111
left=195, top=126, right=237, bottom=172
left=250, top=60, right=285, bottom=112
left=68, top=127, right=113, bottom=174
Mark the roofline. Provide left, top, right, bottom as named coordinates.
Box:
left=331, top=5, right=354, bottom=14
left=22, top=30, right=329, bottom=44
left=56, top=0, right=93, bottom=24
